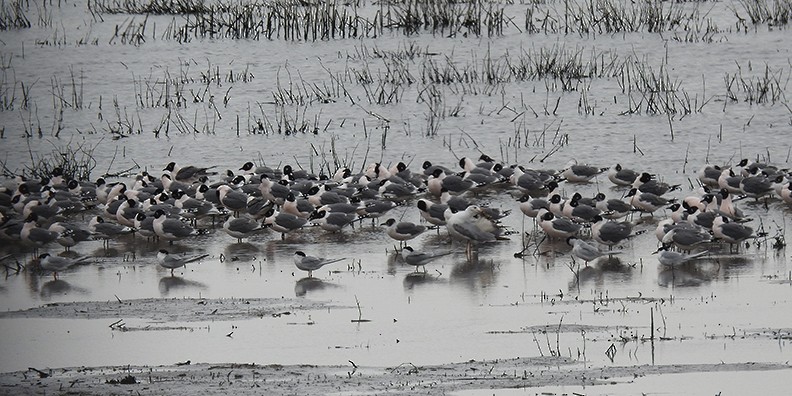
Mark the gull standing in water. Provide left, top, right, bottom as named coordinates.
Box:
left=89, top=215, right=133, bottom=247
left=591, top=215, right=635, bottom=249
left=739, top=174, right=775, bottom=201
left=152, top=209, right=199, bottom=244
left=163, top=162, right=216, bottom=183
left=662, top=228, right=712, bottom=252
left=537, top=209, right=581, bottom=240
left=698, top=164, right=723, bottom=188
left=216, top=185, right=249, bottom=215
left=293, top=251, right=346, bottom=277
left=608, top=164, right=640, bottom=186
left=263, top=208, right=309, bottom=238
left=48, top=221, right=92, bottom=252
left=223, top=215, right=265, bottom=243
left=445, top=205, right=503, bottom=258
left=21, top=213, right=60, bottom=252
left=561, top=161, right=607, bottom=183
left=632, top=172, right=680, bottom=196
left=593, top=193, right=632, bottom=220
left=712, top=216, right=754, bottom=252
left=625, top=188, right=673, bottom=216
left=417, top=199, right=449, bottom=226
left=517, top=195, right=550, bottom=219
left=384, top=218, right=427, bottom=247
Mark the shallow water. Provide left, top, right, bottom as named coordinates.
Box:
left=1, top=0, right=791, bottom=386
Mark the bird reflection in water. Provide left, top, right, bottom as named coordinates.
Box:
left=568, top=256, right=634, bottom=292
left=712, top=254, right=754, bottom=278
left=294, top=277, right=338, bottom=297
left=223, top=242, right=261, bottom=263
left=40, top=279, right=88, bottom=300
left=403, top=271, right=443, bottom=290
left=450, top=255, right=499, bottom=291
left=657, top=261, right=719, bottom=288
left=386, top=249, right=400, bottom=276
left=158, top=276, right=208, bottom=296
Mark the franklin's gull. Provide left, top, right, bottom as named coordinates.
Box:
left=152, top=209, right=198, bottom=243
left=607, top=164, right=640, bottom=186
left=712, top=216, right=754, bottom=252
left=384, top=218, right=427, bottom=243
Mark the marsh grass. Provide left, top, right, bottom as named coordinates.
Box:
left=250, top=102, right=324, bottom=135
left=272, top=65, right=341, bottom=106
left=133, top=70, right=189, bottom=109
left=110, top=15, right=149, bottom=45
left=524, top=0, right=715, bottom=36
left=6, top=2, right=785, bottom=146
left=50, top=67, right=85, bottom=110
left=733, top=0, right=792, bottom=26
left=88, top=0, right=214, bottom=15
left=344, top=43, right=624, bottom=93
left=161, top=0, right=375, bottom=42
left=0, top=0, right=31, bottom=30
left=346, top=41, right=431, bottom=61
left=90, top=0, right=736, bottom=43
left=616, top=54, right=698, bottom=116
left=388, top=0, right=506, bottom=37
left=724, top=62, right=788, bottom=105
left=0, top=69, right=33, bottom=112
left=148, top=0, right=508, bottom=41
left=0, top=139, right=99, bottom=181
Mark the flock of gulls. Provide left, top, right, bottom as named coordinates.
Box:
left=1, top=154, right=791, bottom=281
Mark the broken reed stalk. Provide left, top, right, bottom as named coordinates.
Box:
left=351, top=294, right=370, bottom=323
left=650, top=306, right=655, bottom=341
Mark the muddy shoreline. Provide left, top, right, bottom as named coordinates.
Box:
left=0, top=297, right=351, bottom=323
left=3, top=357, right=788, bottom=395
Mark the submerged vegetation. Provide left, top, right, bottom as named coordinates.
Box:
left=733, top=0, right=792, bottom=27
left=0, top=0, right=789, bottom=149
left=79, top=0, right=792, bottom=42
left=0, top=139, right=98, bottom=181
left=0, top=0, right=30, bottom=30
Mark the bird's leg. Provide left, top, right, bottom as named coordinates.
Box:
left=532, top=234, right=547, bottom=256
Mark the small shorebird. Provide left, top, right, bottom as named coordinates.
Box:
left=157, top=249, right=209, bottom=275
left=293, top=251, right=346, bottom=278
left=38, top=253, right=92, bottom=280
